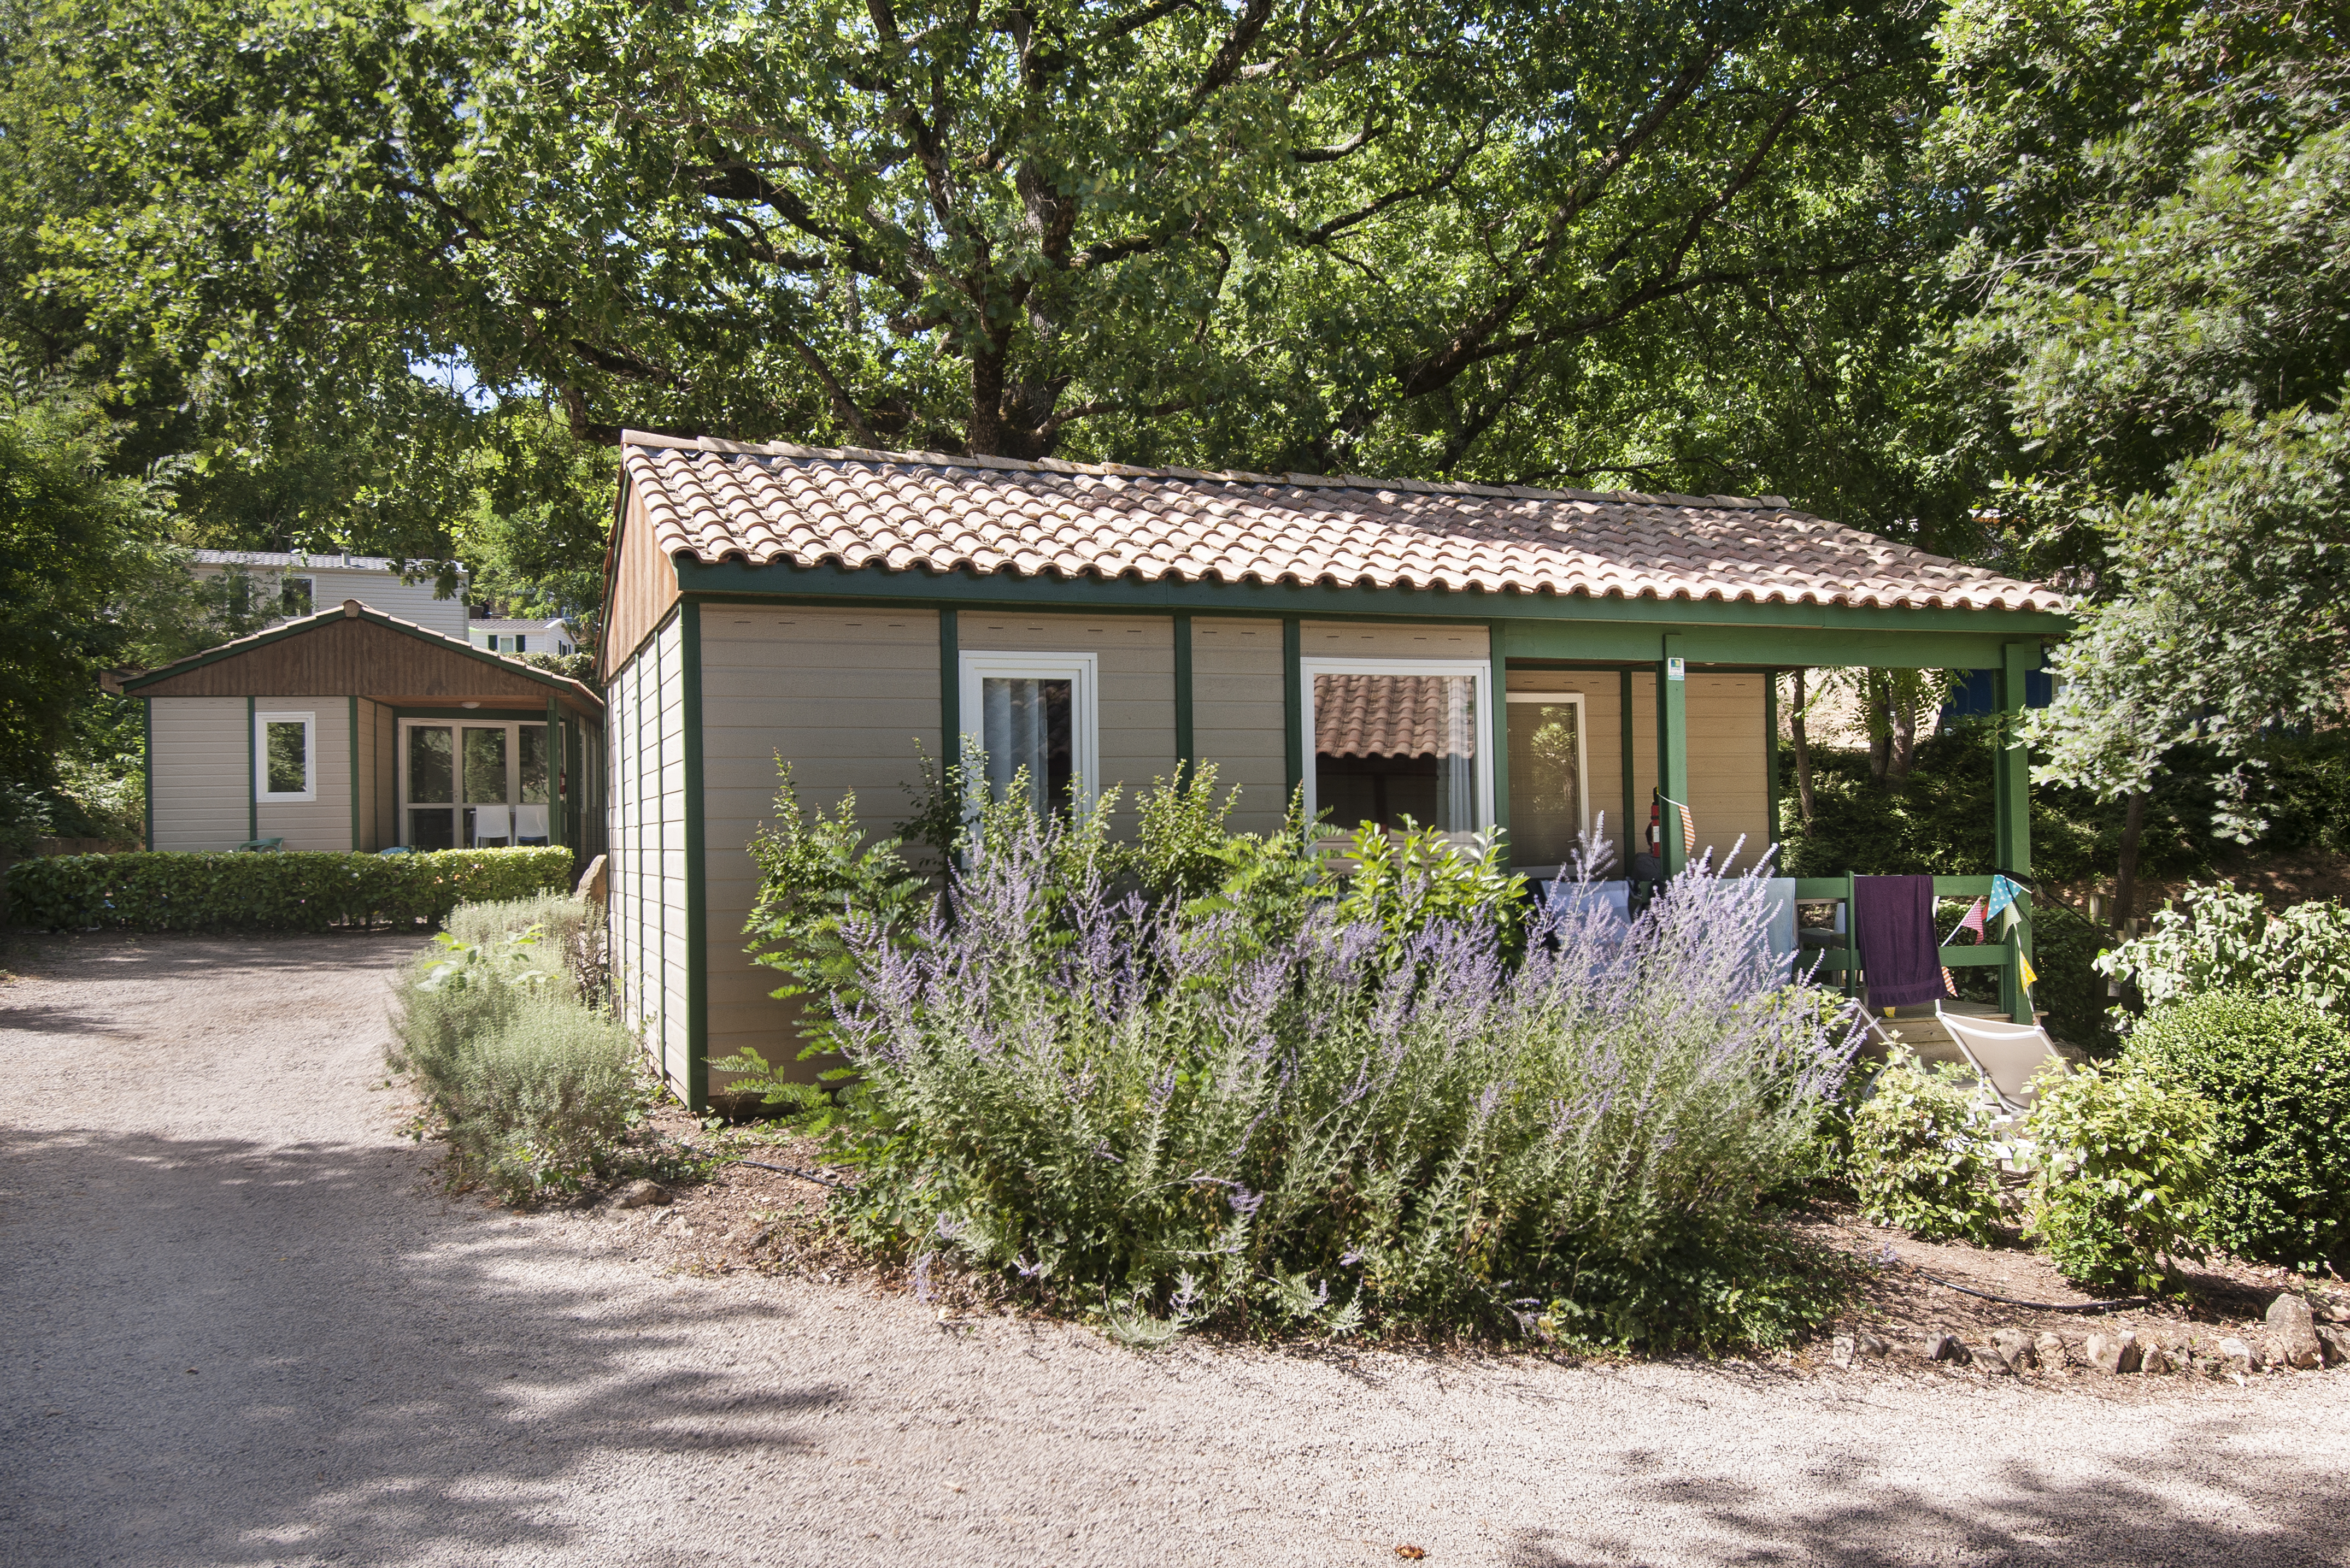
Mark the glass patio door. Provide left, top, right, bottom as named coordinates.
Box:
left=401, top=721, right=553, bottom=848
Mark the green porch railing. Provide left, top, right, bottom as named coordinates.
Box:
left=1790, top=873, right=2033, bottom=1023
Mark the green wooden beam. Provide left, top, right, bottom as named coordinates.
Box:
left=1996, top=640, right=2036, bottom=1023
left=348, top=695, right=361, bottom=851
left=142, top=698, right=154, bottom=851
left=546, top=692, right=562, bottom=848
left=673, top=559, right=2069, bottom=642
left=681, top=603, right=708, bottom=1114
left=1282, top=616, right=1303, bottom=806
left=1762, top=670, right=1779, bottom=866
left=938, top=607, right=960, bottom=769
left=1173, top=611, right=1194, bottom=780
left=1618, top=667, right=1635, bottom=869
left=246, top=695, right=257, bottom=842
left=1488, top=618, right=1510, bottom=842
left=1658, top=635, right=1688, bottom=876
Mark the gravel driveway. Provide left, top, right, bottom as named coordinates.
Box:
left=3, top=932, right=2343, bottom=1567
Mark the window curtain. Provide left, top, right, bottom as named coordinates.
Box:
left=984, top=677, right=1050, bottom=816
left=1438, top=676, right=1475, bottom=831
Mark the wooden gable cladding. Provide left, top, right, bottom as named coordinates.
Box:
left=133, top=609, right=602, bottom=719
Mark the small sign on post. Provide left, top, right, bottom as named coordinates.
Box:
left=1665, top=656, right=1685, bottom=682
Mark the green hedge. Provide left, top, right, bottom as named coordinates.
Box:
left=5, top=847, right=575, bottom=932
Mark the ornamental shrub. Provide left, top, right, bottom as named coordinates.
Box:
left=2125, top=993, right=2350, bottom=1268
left=390, top=901, right=639, bottom=1204
left=2099, top=882, right=2350, bottom=1023
left=2023, top=1061, right=2216, bottom=1294
left=1848, top=1053, right=2007, bottom=1243
left=5, top=846, right=573, bottom=932
left=740, top=792, right=1856, bottom=1350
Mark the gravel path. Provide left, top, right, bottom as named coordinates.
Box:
left=3, top=932, right=2343, bottom=1567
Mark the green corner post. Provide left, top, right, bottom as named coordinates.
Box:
left=1762, top=670, right=1779, bottom=867
left=938, top=607, right=960, bottom=764
left=1281, top=616, right=1303, bottom=806
left=545, top=693, right=562, bottom=849
left=1172, top=611, right=1194, bottom=782
left=1996, top=640, right=2036, bottom=1022
left=680, top=602, right=708, bottom=1114
left=1618, top=667, right=1635, bottom=869
left=1656, top=634, right=1689, bottom=876
left=245, top=695, right=257, bottom=842
left=142, top=698, right=155, bottom=850
left=1487, top=619, right=1511, bottom=846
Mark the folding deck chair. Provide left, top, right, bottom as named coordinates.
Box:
left=1934, top=1005, right=2067, bottom=1117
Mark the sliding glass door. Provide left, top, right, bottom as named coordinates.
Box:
left=400, top=720, right=553, bottom=848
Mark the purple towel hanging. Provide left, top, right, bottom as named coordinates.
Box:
left=1854, top=874, right=1952, bottom=1010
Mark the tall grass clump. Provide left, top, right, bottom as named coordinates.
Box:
left=390, top=897, right=638, bottom=1203
left=753, top=778, right=1858, bottom=1350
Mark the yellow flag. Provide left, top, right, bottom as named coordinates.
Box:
left=2019, top=953, right=2037, bottom=989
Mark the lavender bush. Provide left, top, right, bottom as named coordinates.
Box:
left=784, top=793, right=1856, bottom=1348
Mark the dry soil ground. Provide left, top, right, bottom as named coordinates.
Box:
left=3, top=930, right=2347, bottom=1568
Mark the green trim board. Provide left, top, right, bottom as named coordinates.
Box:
left=1762, top=670, right=1779, bottom=860
left=681, top=602, right=708, bottom=1115
left=1656, top=635, right=1688, bottom=875
left=938, top=608, right=959, bottom=767
left=1172, top=611, right=1194, bottom=777
left=1618, top=668, right=1635, bottom=866
left=1282, top=616, right=1303, bottom=803
left=1487, top=620, right=1510, bottom=840
left=348, top=695, right=361, bottom=850
left=546, top=693, right=563, bottom=848
left=142, top=698, right=153, bottom=850
left=246, top=695, right=257, bottom=841
left=672, top=559, right=2068, bottom=642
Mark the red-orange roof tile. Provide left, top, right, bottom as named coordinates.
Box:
left=621, top=433, right=2065, bottom=615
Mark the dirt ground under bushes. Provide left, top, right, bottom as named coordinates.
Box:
left=5, top=929, right=2349, bottom=1568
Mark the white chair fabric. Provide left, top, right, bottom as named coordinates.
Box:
left=1936, top=1006, right=2066, bottom=1114
left=512, top=803, right=550, bottom=842
left=470, top=804, right=512, bottom=847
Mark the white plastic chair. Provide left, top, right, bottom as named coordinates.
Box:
left=1936, top=1005, right=2066, bottom=1116
left=470, top=804, right=512, bottom=847
left=512, top=803, right=550, bottom=844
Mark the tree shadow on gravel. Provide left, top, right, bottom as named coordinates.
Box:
left=1500, top=1419, right=2342, bottom=1567
left=0, top=1126, right=842, bottom=1567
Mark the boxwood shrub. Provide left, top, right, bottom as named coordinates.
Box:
left=2125, top=993, right=2350, bottom=1269
left=5, top=847, right=575, bottom=932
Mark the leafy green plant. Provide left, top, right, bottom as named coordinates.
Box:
left=2023, top=1060, right=2216, bottom=1294
left=2100, top=883, right=2350, bottom=1023
left=2125, top=993, right=2350, bottom=1269
left=1848, top=1052, right=2007, bottom=1243
left=1332, top=817, right=1530, bottom=958
left=5, top=846, right=574, bottom=930
left=391, top=900, right=643, bottom=1204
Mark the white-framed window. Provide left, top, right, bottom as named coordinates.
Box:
left=279, top=575, right=314, bottom=618
left=397, top=717, right=555, bottom=848
left=1504, top=691, right=1590, bottom=870
left=1301, top=657, right=1493, bottom=836
left=255, top=711, right=317, bottom=802
left=958, top=650, right=1100, bottom=816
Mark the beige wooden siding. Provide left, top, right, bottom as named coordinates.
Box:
left=1299, top=620, right=1489, bottom=660
left=957, top=612, right=1177, bottom=835
left=149, top=698, right=251, bottom=851
left=1191, top=618, right=1286, bottom=835
left=607, top=612, right=692, bottom=1100
left=1686, top=673, right=1770, bottom=871
left=251, top=702, right=351, bottom=851
left=699, top=607, right=943, bottom=1088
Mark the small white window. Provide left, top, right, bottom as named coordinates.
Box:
left=959, top=650, right=1099, bottom=815
left=279, top=575, right=314, bottom=617
left=256, top=711, right=317, bottom=801
left=1301, top=657, right=1493, bottom=836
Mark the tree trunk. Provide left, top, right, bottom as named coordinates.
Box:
left=1866, top=671, right=1893, bottom=784
left=1791, top=669, right=1816, bottom=826
left=1888, top=695, right=1917, bottom=782
left=2112, top=789, right=2148, bottom=933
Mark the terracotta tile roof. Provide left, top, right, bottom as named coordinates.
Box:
left=620, top=432, right=2065, bottom=615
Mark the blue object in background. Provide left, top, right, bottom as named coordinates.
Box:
left=1943, top=660, right=2051, bottom=718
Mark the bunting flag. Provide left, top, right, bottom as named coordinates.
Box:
left=1656, top=794, right=1696, bottom=854
left=1986, top=874, right=2020, bottom=922
left=2018, top=952, right=2038, bottom=990
left=1959, top=897, right=1988, bottom=939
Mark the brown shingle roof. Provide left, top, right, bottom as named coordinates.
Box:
left=621, top=432, right=2065, bottom=615
left=1314, top=673, right=1473, bottom=759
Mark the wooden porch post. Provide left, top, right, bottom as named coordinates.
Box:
left=1658, top=634, right=1689, bottom=876
left=547, top=693, right=562, bottom=848
left=1996, top=640, right=2036, bottom=1022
